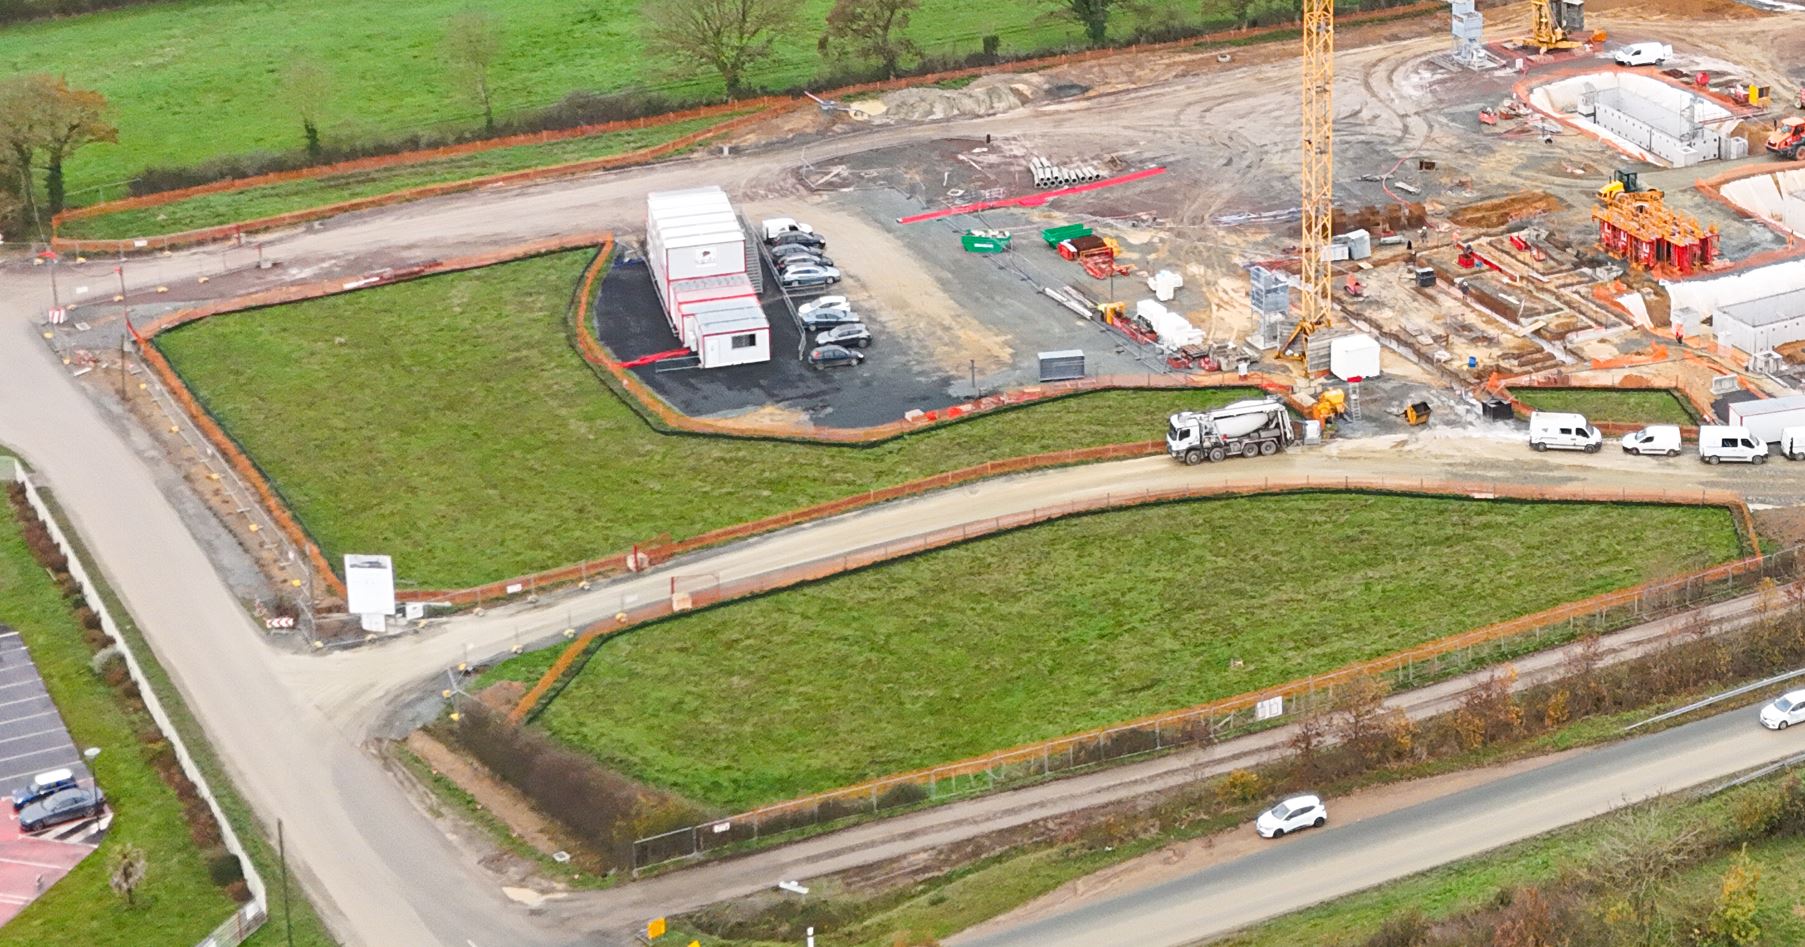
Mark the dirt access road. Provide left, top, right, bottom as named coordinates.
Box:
left=3, top=7, right=1802, bottom=945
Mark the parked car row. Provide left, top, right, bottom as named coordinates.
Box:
left=10, top=767, right=105, bottom=834
left=796, top=296, right=873, bottom=371
left=1527, top=411, right=1805, bottom=465
left=764, top=218, right=840, bottom=290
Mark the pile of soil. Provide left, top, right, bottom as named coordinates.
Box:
left=1448, top=191, right=1566, bottom=229
left=850, top=74, right=1054, bottom=123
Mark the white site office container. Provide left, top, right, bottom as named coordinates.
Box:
left=1329, top=334, right=1382, bottom=381
left=670, top=276, right=759, bottom=346
left=1728, top=394, right=1805, bottom=444
left=689, top=298, right=771, bottom=368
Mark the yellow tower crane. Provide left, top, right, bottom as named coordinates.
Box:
left=1280, top=0, right=1335, bottom=362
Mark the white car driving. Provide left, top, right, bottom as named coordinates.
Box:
left=1760, top=689, right=1805, bottom=730
left=1256, top=793, right=1327, bottom=838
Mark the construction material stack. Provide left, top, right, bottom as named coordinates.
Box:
left=645, top=186, right=771, bottom=369
left=1165, top=398, right=1296, bottom=464
left=1591, top=182, right=1719, bottom=275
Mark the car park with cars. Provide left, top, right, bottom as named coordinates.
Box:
left=18, top=786, right=104, bottom=833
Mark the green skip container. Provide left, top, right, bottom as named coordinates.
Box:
left=1039, top=223, right=1092, bottom=246
left=962, top=233, right=1011, bottom=253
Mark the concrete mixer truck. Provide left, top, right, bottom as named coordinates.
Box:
left=1165, top=398, right=1296, bottom=465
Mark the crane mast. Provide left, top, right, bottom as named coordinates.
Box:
left=1285, top=0, right=1335, bottom=361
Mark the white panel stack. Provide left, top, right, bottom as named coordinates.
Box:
left=645, top=186, right=770, bottom=368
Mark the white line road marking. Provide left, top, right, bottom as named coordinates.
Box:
left=0, top=729, right=70, bottom=748
left=0, top=855, right=73, bottom=870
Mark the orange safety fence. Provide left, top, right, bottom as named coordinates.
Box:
left=51, top=109, right=776, bottom=255
left=48, top=0, right=1446, bottom=255
left=510, top=479, right=1758, bottom=729
left=1482, top=370, right=1715, bottom=440
left=489, top=477, right=1762, bottom=866
left=137, top=233, right=615, bottom=601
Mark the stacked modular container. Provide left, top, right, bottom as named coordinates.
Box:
left=644, top=187, right=771, bottom=368
left=1727, top=394, right=1805, bottom=444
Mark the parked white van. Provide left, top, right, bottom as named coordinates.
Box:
left=1528, top=411, right=1602, bottom=453
left=1699, top=425, right=1768, bottom=465
left=1781, top=426, right=1805, bottom=461
left=1613, top=42, right=1672, bottom=67
left=1621, top=424, right=1681, bottom=457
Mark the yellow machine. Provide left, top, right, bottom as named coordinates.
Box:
left=1520, top=0, right=1605, bottom=53
left=1308, top=388, right=1347, bottom=421
left=1401, top=401, right=1432, bottom=426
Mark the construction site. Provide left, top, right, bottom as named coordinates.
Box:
left=566, top=0, right=1805, bottom=434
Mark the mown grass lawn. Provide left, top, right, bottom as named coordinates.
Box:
left=58, top=112, right=746, bottom=240
left=483, top=494, right=1741, bottom=809
left=1513, top=387, right=1699, bottom=426
left=0, top=508, right=235, bottom=946
left=7, top=0, right=1205, bottom=195
left=155, top=249, right=1255, bottom=588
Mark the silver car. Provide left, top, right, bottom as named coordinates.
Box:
left=779, top=264, right=842, bottom=288
left=815, top=323, right=871, bottom=348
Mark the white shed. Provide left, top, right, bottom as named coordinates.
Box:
left=1714, top=288, right=1805, bottom=355
left=691, top=299, right=771, bottom=368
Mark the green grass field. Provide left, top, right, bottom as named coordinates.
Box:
left=58, top=112, right=743, bottom=240
left=481, top=494, right=1741, bottom=809
left=0, top=507, right=236, bottom=945
left=1513, top=388, right=1699, bottom=426
left=155, top=249, right=1256, bottom=588
left=8, top=0, right=1204, bottom=199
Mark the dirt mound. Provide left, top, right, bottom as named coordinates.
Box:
left=1448, top=191, right=1566, bottom=229
left=850, top=74, right=1055, bottom=124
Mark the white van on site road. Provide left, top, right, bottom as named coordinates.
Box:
left=1621, top=424, right=1682, bottom=457
left=1699, top=425, right=1768, bottom=465
left=1781, top=426, right=1805, bottom=461
left=1528, top=411, right=1602, bottom=453
left=1614, top=42, right=1672, bottom=67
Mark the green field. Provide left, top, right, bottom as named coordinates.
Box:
left=482, top=494, right=1741, bottom=809
left=0, top=506, right=236, bottom=945
left=155, top=249, right=1255, bottom=588
left=1513, top=387, right=1699, bottom=426
left=7, top=0, right=1204, bottom=197
left=57, top=112, right=743, bottom=240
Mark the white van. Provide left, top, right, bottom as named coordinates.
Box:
left=1621, top=424, right=1682, bottom=457
left=1613, top=42, right=1672, bottom=67
left=1699, top=425, right=1768, bottom=465
left=1781, top=426, right=1805, bottom=460
left=761, top=217, right=814, bottom=242
left=1528, top=411, right=1602, bottom=453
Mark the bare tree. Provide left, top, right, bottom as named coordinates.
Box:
left=279, top=60, right=332, bottom=161
left=641, top=0, right=798, bottom=97
left=0, top=74, right=116, bottom=217
left=108, top=843, right=147, bottom=907
left=821, top=0, right=920, bottom=78
left=444, top=9, right=504, bottom=134
left=1584, top=800, right=1705, bottom=944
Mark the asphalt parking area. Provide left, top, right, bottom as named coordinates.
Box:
left=0, top=626, right=99, bottom=925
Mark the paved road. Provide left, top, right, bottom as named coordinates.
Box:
left=0, top=15, right=1801, bottom=947
left=954, top=706, right=1792, bottom=947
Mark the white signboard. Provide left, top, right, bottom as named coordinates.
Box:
left=1254, top=696, right=1284, bottom=721
left=343, top=554, right=395, bottom=617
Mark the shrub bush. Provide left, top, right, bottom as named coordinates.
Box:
left=206, top=849, right=245, bottom=886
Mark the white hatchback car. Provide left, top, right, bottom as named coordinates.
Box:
left=1760, top=689, right=1805, bottom=730
left=1256, top=793, right=1327, bottom=838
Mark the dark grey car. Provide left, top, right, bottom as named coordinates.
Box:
left=774, top=250, right=834, bottom=270
left=807, top=344, right=865, bottom=370
left=19, top=786, right=104, bottom=833
left=771, top=231, right=827, bottom=250
left=799, top=308, right=859, bottom=331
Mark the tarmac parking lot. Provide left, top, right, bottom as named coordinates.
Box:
left=0, top=625, right=99, bottom=924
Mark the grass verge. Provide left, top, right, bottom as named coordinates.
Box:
left=58, top=113, right=743, bottom=240
left=154, top=249, right=1257, bottom=588
left=1513, top=387, right=1699, bottom=426
left=0, top=497, right=237, bottom=944
left=479, top=493, right=1741, bottom=809
left=10, top=481, right=337, bottom=947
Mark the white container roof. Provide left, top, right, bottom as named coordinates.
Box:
left=1732, top=394, right=1805, bottom=417
left=684, top=297, right=769, bottom=333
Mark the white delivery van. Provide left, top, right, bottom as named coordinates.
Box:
left=1621, top=424, right=1682, bottom=457
left=1613, top=42, right=1671, bottom=67
left=1699, top=425, right=1768, bottom=465
left=1528, top=411, right=1602, bottom=453
left=1782, top=426, right=1805, bottom=460
left=761, top=217, right=814, bottom=242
